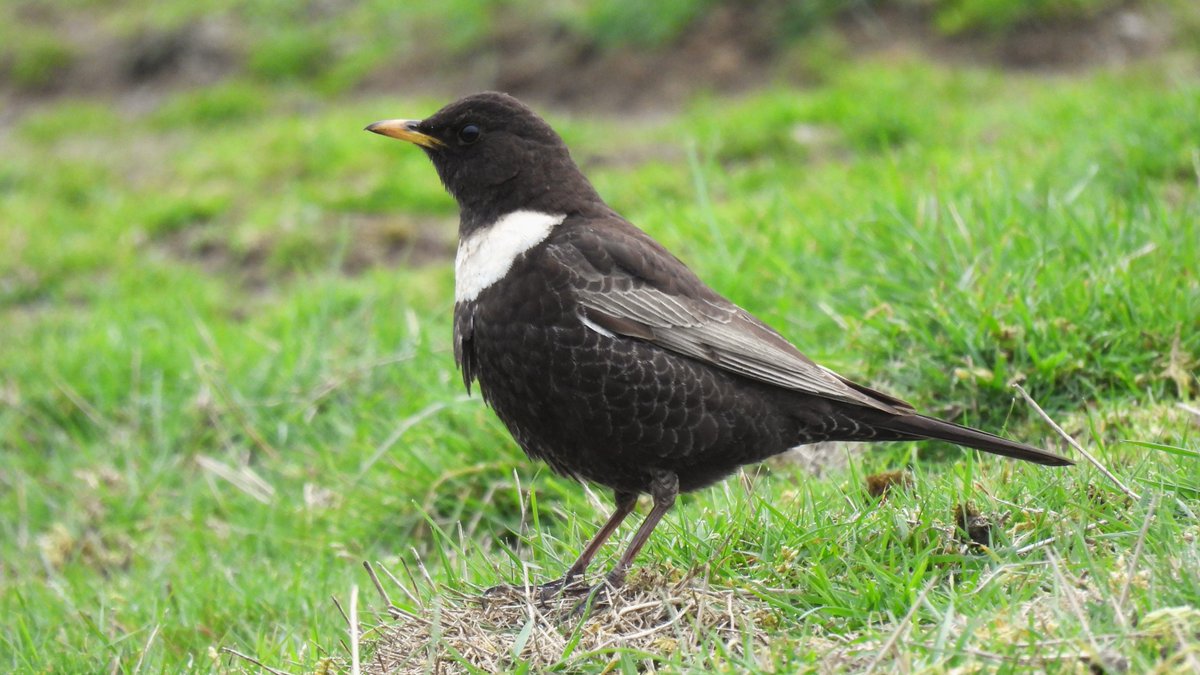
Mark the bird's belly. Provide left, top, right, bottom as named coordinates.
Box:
left=470, top=316, right=799, bottom=494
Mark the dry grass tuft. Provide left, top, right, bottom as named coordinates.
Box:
left=359, top=567, right=773, bottom=673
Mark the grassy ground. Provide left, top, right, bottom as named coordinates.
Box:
left=1, top=52, right=1198, bottom=671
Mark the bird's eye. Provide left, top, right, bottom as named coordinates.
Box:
left=458, top=124, right=481, bottom=144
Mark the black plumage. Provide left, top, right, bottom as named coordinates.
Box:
left=366, top=92, right=1072, bottom=593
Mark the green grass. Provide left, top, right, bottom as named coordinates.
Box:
left=1, top=55, right=1198, bottom=671
left=928, top=0, right=1123, bottom=34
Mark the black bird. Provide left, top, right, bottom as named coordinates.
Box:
left=366, top=92, right=1072, bottom=594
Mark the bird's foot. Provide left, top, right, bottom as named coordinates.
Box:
left=481, top=575, right=591, bottom=607
left=569, top=574, right=626, bottom=619
left=533, top=575, right=592, bottom=603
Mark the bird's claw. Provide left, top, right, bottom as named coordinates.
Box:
left=534, top=575, right=592, bottom=603
left=481, top=575, right=591, bottom=607
left=569, top=580, right=617, bottom=618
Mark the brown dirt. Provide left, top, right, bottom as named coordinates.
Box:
left=6, top=8, right=237, bottom=96
left=151, top=213, right=455, bottom=293
left=363, top=4, right=779, bottom=112
left=338, top=213, right=457, bottom=274
left=953, top=501, right=994, bottom=547
left=865, top=469, right=913, bottom=499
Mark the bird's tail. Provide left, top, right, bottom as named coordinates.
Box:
left=874, top=413, right=1073, bottom=466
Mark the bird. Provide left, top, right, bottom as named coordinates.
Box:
left=366, top=92, right=1072, bottom=597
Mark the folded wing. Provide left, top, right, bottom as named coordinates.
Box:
left=549, top=221, right=913, bottom=414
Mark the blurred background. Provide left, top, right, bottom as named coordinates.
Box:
left=2, top=0, right=1196, bottom=110
left=2, top=1, right=1198, bottom=672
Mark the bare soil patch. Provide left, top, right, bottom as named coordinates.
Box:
left=339, top=213, right=457, bottom=274
left=150, top=213, right=455, bottom=292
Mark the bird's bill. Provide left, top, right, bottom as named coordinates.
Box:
left=364, top=119, right=444, bottom=148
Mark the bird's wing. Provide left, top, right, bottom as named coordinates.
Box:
left=547, top=222, right=915, bottom=414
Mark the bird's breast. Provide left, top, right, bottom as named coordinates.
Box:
left=454, top=210, right=566, bottom=303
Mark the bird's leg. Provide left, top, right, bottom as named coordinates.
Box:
left=571, top=468, right=676, bottom=614
left=536, top=490, right=638, bottom=601
left=573, top=471, right=678, bottom=617
left=604, top=470, right=678, bottom=588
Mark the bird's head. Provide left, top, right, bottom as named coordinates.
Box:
left=366, top=92, right=599, bottom=231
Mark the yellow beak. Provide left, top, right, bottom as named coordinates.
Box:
left=364, top=119, right=444, bottom=149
